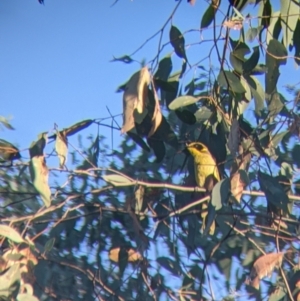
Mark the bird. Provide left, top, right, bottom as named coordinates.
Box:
left=186, top=142, right=220, bottom=191
left=186, top=141, right=220, bottom=235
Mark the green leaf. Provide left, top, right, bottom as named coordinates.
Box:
left=229, top=38, right=251, bottom=60
left=258, top=171, right=290, bottom=213
left=0, top=264, right=21, bottom=298
left=266, top=11, right=281, bottom=44
left=49, top=120, right=94, bottom=140
left=155, top=55, right=172, bottom=80
left=147, top=137, right=166, bottom=163
left=260, top=0, right=272, bottom=28
left=29, top=133, right=47, bottom=158
left=29, top=156, right=51, bottom=207
left=127, top=131, right=150, bottom=152
left=245, top=75, right=265, bottom=116
left=0, top=139, right=21, bottom=162
left=243, top=46, right=260, bottom=74
left=245, top=27, right=259, bottom=42
left=218, top=70, right=246, bottom=94
left=267, top=39, right=288, bottom=66
left=267, top=92, right=284, bottom=117
left=211, top=178, right=230, bottom=211
left=169, top=25, right=187, bottom=60
left=194, top=106, right=212, bottom=122
left=168, top=95, right=199, bottom=110
left=280, top=0, right=299, bottom=47
left=0, top=116, right=15, bottom=130
left=44, top=238, right=55, bottom=253
left=175, top=109, right=196, bottom=125
left=230, top=51, right=244, bottom=74
left=200, top=4, right=215, bottom=29
left=55, top=130, right=68, bottom=168
left=118, top=247, right=128, bottom=277
left=265, top=39, right=287, bottom=94
left=293, top=19, right=300, bottom=66
left=268, top=286, right=286, bottom=301
left=154, top=79, right=177, bottom=92
left=17, top=294, right=39, bottom=301
left=102, top=174, right=133, bottom=186
left=179, top=60, right=187, bottom=78
left=0, top=225, right=24, bottom=243
left=292, top=145, right=300, bottom=168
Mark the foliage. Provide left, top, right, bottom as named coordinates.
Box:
left=1, top=0, right=300, bottom=300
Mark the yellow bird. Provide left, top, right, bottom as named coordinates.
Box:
left=186, top=142, right=220, bottom=190
left=186, top=142, right=220, bottom=234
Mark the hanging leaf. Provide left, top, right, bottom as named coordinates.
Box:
left=102, top=174, right=133, bottom=186
left=44, top=238, right=55, bottom=253
left=147, top=138, right=166, bottom=163
left=246, top=75, right=265, bottom=116
left=148, top=89, right=163, bottom=137
left=109, top=247, right=142, bottom=262
left=155, top=55, right=172, bottom=81
left=293, top=19, right=300, bottom=66
left=17, top=294, right=39, bottom=301
left=0, top=116, right=15, bottom=130
left=0, top=139, right=21, bottom=162
left=29, top=133, right=47, bottom=158
left=175, top=109, right=196, bottom=125
left=122, top=67, right=151, bottom=133
left=49, top=120, right=94, bottom=139
left=228, top=119, right=240, bottom=158
left=280, top=0, right=299, bottom=47
left=134, top=185, right=144, bottom=213
left=179, top=60, right=187, bottom=78
left=243, top=46, right=260, bottom=74
left=0, top=263, right=21, bottom=298
left=0, top=225, right=24, bottom=243
left=29, top=156, right=51, bottom=207
left=169, top=25, right=187, bottom=60
left=218, top=70, right=246, bottom=94
left=260, top=0, right=272, bottom=29
left=127, top=131, right=150, bottom=152
left=246, top=252, right=284, bottom=289
left=230, top=169, right=249, bottom=203
left=211, top=178, right=230, bottom=211
left=55, top=130, right=68, bottom=168
left=245, top=27, right=260, bottom=42
left=200, top=4, right=215, bottom=29
left=194, top=106, right=212, bottom=122
left=266, top=11, right=281, bottom=44
left=266, top=39, right=287, bottom=94
left=229, top=38, right=251, bottom=60
left=168, top=95, right=199, bottom=110
left=258, top=171, right=289, bottom=214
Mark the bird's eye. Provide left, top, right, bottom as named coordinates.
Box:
left=196, top=144, right=203, bottom=151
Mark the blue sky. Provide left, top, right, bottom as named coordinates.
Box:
left=1, top=0, right=296, bottom=156
left=0, top=0, right=202, bottom=154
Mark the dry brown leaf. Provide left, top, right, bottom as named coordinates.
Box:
left=109, top=247, right=142, bottom=263
left=230, top=171, right=245, bottom=203
left=223, top=19, right=243, bottom=30
left=228, top=119, right=240, bottom=158
left=109, top=247, right=120, bottom=262
left=122, top=67, right=151, bottom=133
left=246, top=252, right=284, bottom=289
left=148, top=88, right=162, bottom=137
left=128, top=249, right=142, bottom=262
